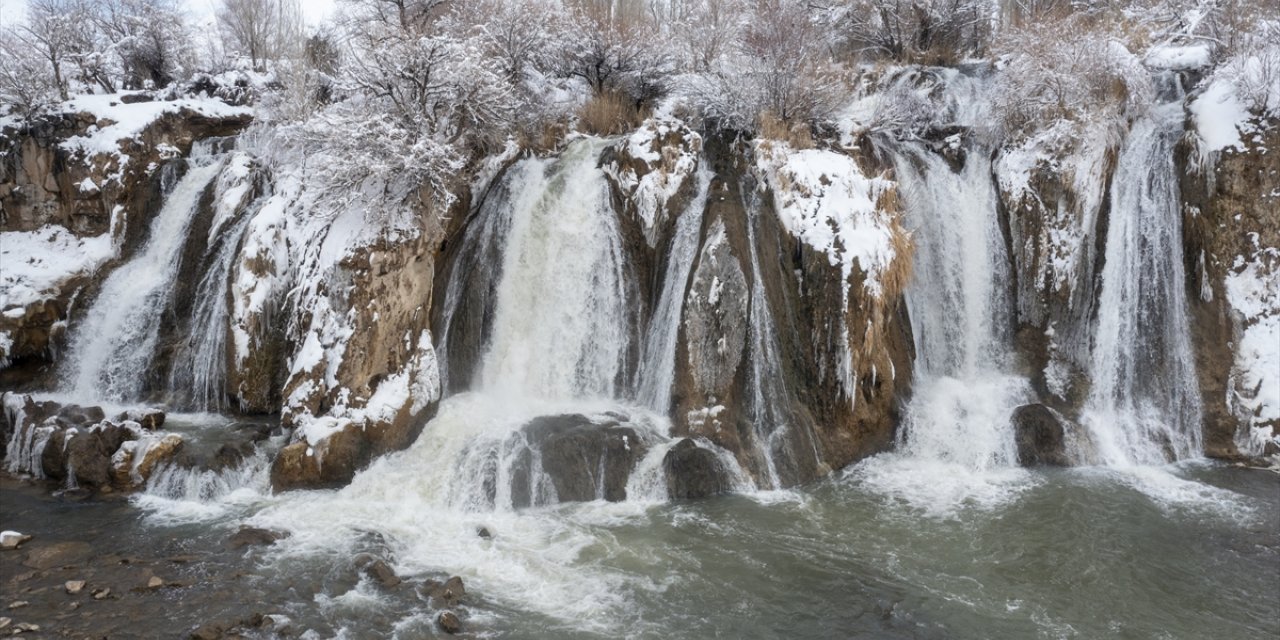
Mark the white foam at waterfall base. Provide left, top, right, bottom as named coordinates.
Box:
left=62, top=143, right=229, bottom=403
left=856, top=141, right=1033, bottom=513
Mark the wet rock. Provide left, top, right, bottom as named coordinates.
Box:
left=92, top=587, right=111, bottom=600
left=23, top=541, right=92, bottom=569
left=94, top=422, right=138, bottom=456
left=419, top=576, right=466, bottom=608
left=115, top=408, right=165, bottom=430
left=13, top=622, right=39, bottom=633
left=437, top=611, right=462, bottom=634
left=189, top=621, right=225, bottom=640
left=476, top=526, right=492, bottom=540
left=57, top=404, right=106, bottom=425
left=663, top=439, right=731, bottom=499
left=1012, top=404, right=1071, bottom=466
left=135, top=434, right=184, bottom=481
left=0, top=531, right=31, bottom=550
left=521, top=414, right=648, bottom=503
left=7, top=601, right=27, bottom=610
left=358, top=557, right=401, bottom=588
left=226, top=526, right=287, bottom=549
left=65, top=431, right=112, bottom=487
left=65, top=580, right=86, bottom=595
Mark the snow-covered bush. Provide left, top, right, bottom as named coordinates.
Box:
left=988, top=17, right=1152, bottom=144
left=216, top=0, right=305, bottom=72
left=688, top=0, right=844, bottom=133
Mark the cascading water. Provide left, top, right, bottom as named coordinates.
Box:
left=62, top=142, right=227, bottom=403
left=1081, top=104, right=1203, bottom=466
left=166, top=208, right=256, bottom=410
left=889, top=142, right=1031, bottom=469
left=636, top=168, right=711, bottom=411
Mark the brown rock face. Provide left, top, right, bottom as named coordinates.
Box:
left=1178, top=116, right=1280, bottom=459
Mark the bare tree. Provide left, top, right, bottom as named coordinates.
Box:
left=217, top=0, right=304, bottom=71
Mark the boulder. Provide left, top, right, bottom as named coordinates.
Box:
left=521, top=414, right=648, bottom=503
left=57, top=404, right=106, bottom=425
left=227, top=526, right=287, bottom=549
left=64, top=431, right=112, bottom=487
left=419, top=576, right=466, bottom=609
left=65, top=580, right=86, bottom=594
left=663, top=439, right=731, bottom=500
left=135, top=434, right=184, bottom=481
left=437, top=611, right=462, bottom=634
left=1012, top=404, right=1071, bottom=467
left=354, top=554, right=401, bottom=588
left=116, top=408, right=166, bottom=431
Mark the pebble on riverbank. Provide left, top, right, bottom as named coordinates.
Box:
left=0, top=532, right=31, bottom=550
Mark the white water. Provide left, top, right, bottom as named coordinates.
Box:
left=63, top=143, right=226, bottom=403
left=167, top=206, right=255, bottom=410
left=479, top=139, right=631, bottom=400
left=636, top=168, right=711, bottom=411
left=891, top=143, right=1031, bottom=470
left=1082, top=105, right=1204, bottom=466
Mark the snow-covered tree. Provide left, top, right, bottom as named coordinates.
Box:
left=0, top=27, right=62, bottom=115
left=93, top=0, right=196, bottom=89
left=216, top=0, right=305, bottom=71
left=830, top=0, right=994, bottom=64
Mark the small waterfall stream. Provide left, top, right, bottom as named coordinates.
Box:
left=1082, top=104, right=1204, bottom=465
left=62, top=142, right=227, bottom=403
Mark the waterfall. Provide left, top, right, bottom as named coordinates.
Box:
left=1081, top=105, right=1203, bottom=466
left=166, top=208, right=255, bottom=411
left=479, top=139, right=632, bottom=400
left=413, top=138, right=672, bottom=509
left=636, top=168, right=711, bottom=411
left=889, top=142, right=1032, bottom=469
left=62, top=142, right=227, bottom=403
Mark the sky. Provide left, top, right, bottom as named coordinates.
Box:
left=0, top=0, right=339, bottom=28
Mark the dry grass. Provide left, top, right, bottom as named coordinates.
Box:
left=577, top=90, right=648, bottom=136
left=758, top=111, right=815, bottom=149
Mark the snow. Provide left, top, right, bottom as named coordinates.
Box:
left=59, top=94, right=251, bottom=158
left=1145, top=44, right=1211, bottom=70
left=0, top=225, right=116, bottom=315
left=603, top=117, right=702, bottom=246
left=753, top=142, right=899, bottom=297
left=1191, top=78, right=1251, bottom=154
left=1224, top=245, right=1280, bottom=430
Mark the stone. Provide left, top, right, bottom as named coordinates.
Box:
left=92, top=588, right=111, bottom=600
left=116, top=408, right=165, bottom=431
left=57, top=404, right=106, bottom=425
left=419, top=576, right=466, bottom=609
left=65, top=431, right=112, bottom=487
left=7, top=601, right=28, bottom=610
left=119, top=93, right=154, bottom=104
left=23, top=541, right=92, bottom=569
left=476, top=526, right=492, bottom=540
left=65, top=580, right=86, bottom=595
left=520, top=414, right=647, bottom=503
left=13, top=622, right=39, bottom=633
left=360, top=558, right=399, bottom=586
left=437, top=611, right=462, bottom=634
left=662, top=439, right=731, bottom=500
left=0, top=531, right=31, bottom=550
left=147, top=576, right=164, bottom=589
left=0, top=617, right=8, bottom=629
left=135, top=434, right=184, bottom=481
left=1012, top=404, right=1071, bottom=467
left=189, top=621, right=224, bottom=640
left=227, top=526, right=287, bottom=549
